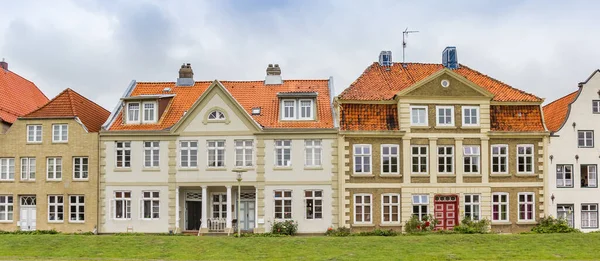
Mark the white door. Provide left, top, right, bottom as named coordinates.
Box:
left=239, top=201, right=255, bottom=231
left=19, top=196, right=36, bottom=231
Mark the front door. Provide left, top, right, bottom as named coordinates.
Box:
left=186, top=201, right=202, bottom=231
left=19, top=196, right=36, bottom=231
left=239, top=201, right=255, bottom=231
left=434, top=195, right=458, bottom=230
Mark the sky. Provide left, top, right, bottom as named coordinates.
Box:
left=1, top=0, right=599, bottom=111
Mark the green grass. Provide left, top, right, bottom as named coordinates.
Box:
left=0, top=233, right=596, bottom=260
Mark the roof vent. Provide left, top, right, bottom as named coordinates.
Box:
left=251, top=107, right=261, bottom=115
left=163, top=87, right=171, bottom=92
left=0, top=58, right=7, bottom=71
left=265, top=64, right=283, bottom=85
left=177, top=63, right=194, bottom=86
left=379, top=51, right=392, bottom=66
left=442, top=47, right=459, bottom=69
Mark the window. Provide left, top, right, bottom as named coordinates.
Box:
left=207, top=140, right=225, bottom=168
left=235, top=140, right=253, bottom=167
left=381, top=144, right=399, bottom=174
left=354, top=194, right=372, bottom=223
left=142, top=102, right=156, bottom=123
left=556, top=164, right=573, bottom=188
left=593, top=100, right=600, bottom=114
left=46, top=157, right=62, bottom=180
left=143, top=141, right=160, bottom=167
left=212, top=193, right=227, bottom=219
left=412, top=195, right=429, bottom=220
left=282, top=100, right=296, bottom=120
left=115, top=141, right=131, bottom=168
left=518, top=193, right=535, bottom=221
left=0, top=196, right=13, bottom=221
left=353, top=144, right=372, bottom=174
left=436, top=106, right=454, bottom=126
left=127, top=102, right=140, bottom=123
left=382, top=194, right=400, bottom=223
left=464, top=194, right=480, bottom=221
left=275, top=140, right=292, bottom=167
left=410, top=106, right=428, bottom=126
left=52, top=124, right=68, bottom=142
left=208, top=110, right=226, bottom=120
left=142, top=191, right=160, bottom=219
left=517, top=145, right=534, bottom=174
left=299, top=100, right=313, bottom=119
left=73, top=157, right=88, bottom=180
left=305, top=190, right=322, bottom=219
left=437, top=146, right=453, bottom=174
left=304, top=140, right=322, bottom=167
left=491, top=145, right=508, bottom=174
left=582, top=204, right=598, bottom=229
left=69, top=195, right=85, bottom=222
left=27, top=125, right=42, bottom=143
left=492, top=193, right=509, bottom=222
left=274, top=190, right=292, bottom=219
left=281, top=99, right=315, bottom=120
left=113, top=191, right=131, bottom=220
left=578, top=131, right=594, bottom=148
left=581, top=165, right=597, bottom=188
left=463, top=146, right=480, bottom=173
left=0, top=158, right=15, bottom=181
left=557, top=204, right=574, bottom=228
left=48, top=195, right=64, bottom=222
left=180, top=141, right=198, bottom=168
left=411, top=146, right=428, bottom=174
left=20, top=158, right=35, bottom=181
left=462, top=106, right=479, bottom=126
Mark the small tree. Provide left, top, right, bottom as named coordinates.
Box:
left=404, top=214, right=438, bottom=233
left=531, top=216, right=580, bottom=233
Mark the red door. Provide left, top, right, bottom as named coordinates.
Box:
left=434, top=195, right=459, bottom=230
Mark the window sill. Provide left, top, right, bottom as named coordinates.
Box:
left=516, top=221, right=537, bottom=225
left=380, top=223, right=402, bottom=227
left=46, top=179, right=62, bottom=182
left=26, top=142, right=42, bottom=145
left=0, top=180, right=15, bottom=183
left=380, top=174, right=401, bottom=177
left=352, top=174, right=374, bottom=177
left=113, top=168, right=132, bottom=172
left=491, top=221, right=511, bottom=225
left=581, top=186, right=599, bottom=189
left=178, top=168, right=199, bottom=172
left=410, top=126, right=430, bottom=129
left=515, top=173, right=536, bottom=177
left=47, top=221, right=64, bottom=224
left=411, top=173, right=429, bottom=176
left=72, top=179, right=89, bottom=182
left=304, top=166, right=323, bottom=170
left=582, top=227, right=600, bottom=229
left=206, top=167, right=227, bottom=171
left=437, top=173, right=455, bottom=177
left=461, top=125, right=481, bottom=129
left=19, top=180, right=36, bottom=183
left=51, top=141, right=68, bottom=144
left=68, top=221, right=85, bottom=224
left=352, top=223, right=375, bottom=227
left=113, top=219, right=132, bottom=221
left=273, top=167, right=293, bottom=171
left=435, top=126, right=456, bottom=129
left=556, top=186, right=574, bottom=189
left=142, top=168, right=161, bottom=172
left=0, top=221, right=13, bottom=223
left=490, top=173, right=510, bottom=177
left=463, top=173, right=482, bottom=177
left=140, top=218, right=161, bottom=221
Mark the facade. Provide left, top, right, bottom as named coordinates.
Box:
left=335, top=48, right=549, bottom=233
left=544, top=70, right=600, bottom=231
left=0, top=89, right=109, bottom=232
left=100, top=64, right=338, bottom=234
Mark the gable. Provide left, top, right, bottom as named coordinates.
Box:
left=401, top=70, right=492, bottom=99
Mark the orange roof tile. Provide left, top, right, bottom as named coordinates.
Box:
left=340, top=104, right=398, bottom=131
left=543, top=90, right=579, bottom=132
left=338, top=63, right=541, bottom=102
left=23, top=88, right=110, bottom=132
left=490, top=105, right=545, bottom=132
left=0, top=69, right=48, bottom=123
left=109, top=80, right=334, bottom=131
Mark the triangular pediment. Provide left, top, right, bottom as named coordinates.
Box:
left=397, top=68, right=494, bottom=99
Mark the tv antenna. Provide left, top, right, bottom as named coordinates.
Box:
left=402, top=27, right=419, bottom=63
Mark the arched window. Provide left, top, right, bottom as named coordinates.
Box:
left=208, top=110, right=226, bottom=120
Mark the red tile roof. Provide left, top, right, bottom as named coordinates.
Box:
left=0, top=69, right=48, bottom=123
left=340, top=104, right=398, bottom=131
left=542, top=90, right=579, bottom=132
left=23, top=88, right=110, bottom=132
left=339, top=63, right=541, bottom=102
left=108, top=80, right=334, bottom=131
left=490, top=105, right=545, bottom=132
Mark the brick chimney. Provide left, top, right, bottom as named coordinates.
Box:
left=0, top=58, right=7, bottom=71
left=265, top=64, right=282, bottom=85
left=177, top=63, right=194, bottom=86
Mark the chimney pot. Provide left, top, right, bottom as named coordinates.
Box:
left=265, top=63, right=283, bottom=85
left=0, top=58, right=7, bottom=71
left=177, top=62, right=194, bottom=86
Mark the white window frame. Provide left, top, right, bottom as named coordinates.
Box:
left=491, top=144, right=508, bottom=174
left=211, top=193, right=227, bottom=219
left=437, top=146, right=454, bottom=174
left=381, top=193, right=400, bottom=224
left=126, top=102, right=140, bottom=124
left=593, top=100, right=600, bottom=114
left=179, top=141, right=198, bottom=168
left=46, top=157, right=62, bottom=181
left=20, top=157, right=35, bottom=181
left=274, top=140, right=292, bottom=167
left=412, top=194, right=429, bottom=220
left=113, top=191, right=131, bottom=220
left=462, top=106, right=480, bottom=127
left=492, top=193, right=509, bottom=222
left=48, top=195, right=64, bottom=222
left=463, top=145, right=480, bottom=174
left=411, top=145, right=428, bottom=174
left=353, top=144, right=372, bottom=174
left=0, top=158, right=15, bottom=181
left=581, top=164, right=598, bottom=188
left=234, top=140, right=254, bottom=167
left=381, top=144, right=400, bottom=175
left=207, top=140, right=225, bottom=168
left=0, top=195, right=13, bottom=221
left=274, top=190, right=292, bottom=220
left=69, top=195, right=85, bottom=223
left=464, top=194, right=481, bottom=221
left=299, top=99, right=314, bottom=120
left=557, top=204, right=574, bottom=228
left=436, top=106, right=454, bottom=126
left=73, top=157, right=89, bottom=180
left=282, top=99, right=296, bottom=120
left=410, top=105, right=428, bottom=126
left=143, top=141, right=160, bottom=168
left=354, top=194, right=372, bottom=224
left=141, top=191, right=160, bottom=220
left=517, top=192, right=535, bottom=222
left=27, top=125, right=42, bottom=143
left=516, top=144, right=534, bottom=174
left=305, top=190, right=323, bottom=220
left=304, top=139, right=322, bottom=167
left=578, top=130, right=594, bottom=148
left=581, top=204, right=599, bottom=229
left=556, top=164, right=573, bottom=188
left=142, top=101, right=158, bottom=123
left=52, top=124, right=68, bottom=142
left=115, top=141, right=131, bottom=168
left=208, top=110, right=226, bottom=121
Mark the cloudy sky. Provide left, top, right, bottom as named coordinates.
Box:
left=1, top=0, right=599, bottom=110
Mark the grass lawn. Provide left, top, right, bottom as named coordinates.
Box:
left=0, top=233, right=597, bottom=260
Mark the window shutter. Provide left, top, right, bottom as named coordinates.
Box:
left=109, top=199, right=115, bottom=220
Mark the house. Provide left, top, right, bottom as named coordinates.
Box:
left=100, top=63, right=338, bottom=234
left=335, top=47, right=548, bottom=233
left=0, top=88, right=109, bottom=232
left=544, top=69, right=600, bottom=231
left=0, top=59, right=49, bottom=133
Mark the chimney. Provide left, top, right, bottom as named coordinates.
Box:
left=0, top=58, right=7, bottom=71
left=378, top=51, right=392, bottom=66
left=442, top=47, right=459, bottom=69
left=265, top=64, right=283, bottom=85
left=177, top=63, right=194, bottom=86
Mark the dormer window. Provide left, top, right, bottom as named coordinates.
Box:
left=208, top=110, right=226, bottom=121
left=126, top=101, right=158, bottom=124
left=143, top=102, right=156, bottom=122
left=281, top=99, right=315, bottom=120
left=127, top=103, right=140, bottom=123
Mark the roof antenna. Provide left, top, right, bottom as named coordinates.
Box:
left=402, top=27, right=419, bottom=63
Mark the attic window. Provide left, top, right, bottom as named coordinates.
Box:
left=125, top=101, right=157, bottom=124
left=252, top=107, right=261, bottom=115
left=281, top=99, right=315, bottom=120
left=208, top=110, right=226, bottom=120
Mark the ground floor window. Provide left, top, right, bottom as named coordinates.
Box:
left=518, top=193, right=535, bottom=221
left=412, top=194, right=429, bottom=220
left=464, top=194, right=480, bottom=221
left=582, top=204, right=598, bottom=229
left=557, top=204, right=574, bottom=228
left=212, top=193, right=227, bottom=219
left=274, top=190, right=292, bottom=219
left=382, top=194, right=400, bottom=223
left=354, top=194, right=372, bottom=223
left=304, top=190, right=322, bottom=220
left=492, top=193, right=509, bottom=221
left=0, top=195, right=13, bottom=221
left=113, top=191, right=131, bottom=220
left=142, top=191, right=160, bottom=219
left=48, top=195, right=64, bottom=222
left=69, top=195, right=85, bottom=222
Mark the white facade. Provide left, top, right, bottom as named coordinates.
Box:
left=547, top=70, right=600, bottom=231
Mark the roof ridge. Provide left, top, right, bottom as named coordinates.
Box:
left=3, top=70, right=49, bottom=100
left=66, top=88, right=77, bottom=116
left=543, top=90, right=579, bottom=109
left=459, top=64, right=542, bottom=101
left=136, top=79, right=330, bottom=85
left=23, top=88, right=70, bottom=117
left=68, top=88, right=110, bottom=114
